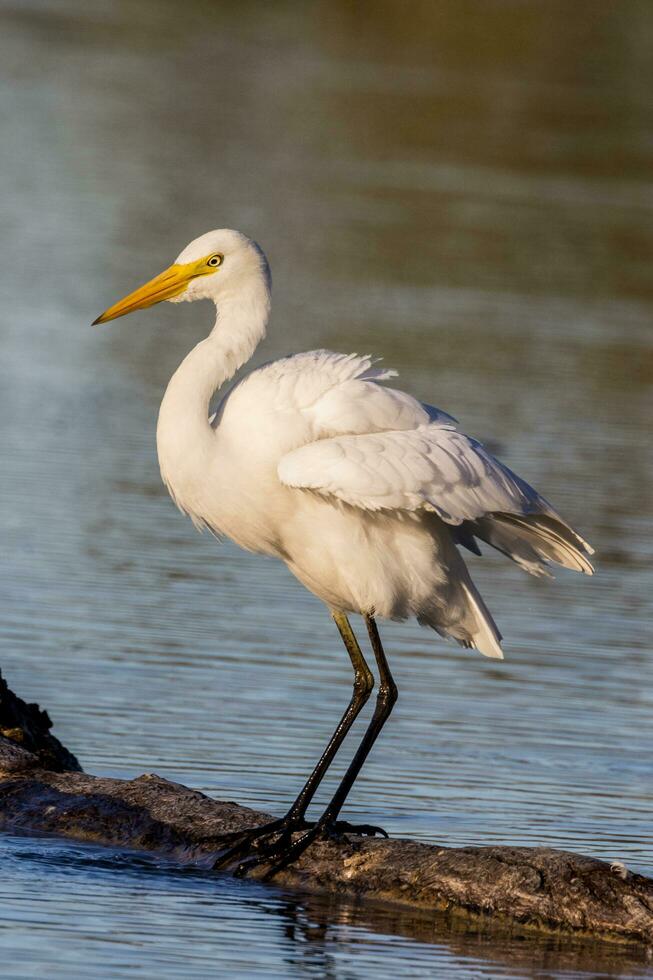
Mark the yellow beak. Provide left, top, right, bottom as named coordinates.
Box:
left=92, top=261, right=198, bottom=325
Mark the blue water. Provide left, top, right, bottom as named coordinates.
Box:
left=1, top=0, right=652, bottom=976
left=2, top=835, right=650, bottom=979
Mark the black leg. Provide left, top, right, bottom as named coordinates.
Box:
left=286, top=611, right=374, bottom=822
left=319, top=614, right=398, bottom=826
left=213, top=611, right=377, bottom=870
left=258, top=615, right=398, bottom=879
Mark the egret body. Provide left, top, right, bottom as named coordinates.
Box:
left=94, top=229, right=594, bottom=874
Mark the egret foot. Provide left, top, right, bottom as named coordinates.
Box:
left=211, top=816, right=294, bottom=871
left=222, top=817, right=388, bottom=881
left=319, top=819, right=388, bottom=839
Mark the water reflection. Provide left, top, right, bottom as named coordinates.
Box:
left=1, top=0, right=652, bottom=976
left=2, top=834, right=651, bottom=979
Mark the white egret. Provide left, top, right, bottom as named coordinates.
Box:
left=94, top=229, right=594, bottom=876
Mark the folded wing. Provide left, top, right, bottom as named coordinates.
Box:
left=279, top=424, right=545, bottom=520
left=278, top=423, right=594, bottom=576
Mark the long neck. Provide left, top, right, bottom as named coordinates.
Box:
left=156, top=279, right=270, bottom=506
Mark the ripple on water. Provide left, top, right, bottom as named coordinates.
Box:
left=1, top=835, right=651, bottom=980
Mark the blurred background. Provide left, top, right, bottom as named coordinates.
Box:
left=1, top=1, right=652, bottom=976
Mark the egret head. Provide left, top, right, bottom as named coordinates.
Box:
left=93, top=229, right=271, bottom=325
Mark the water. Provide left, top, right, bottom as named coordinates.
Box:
left=0, top=0, right=652, bottom=976
left=3, top=838, right=651, bottom=980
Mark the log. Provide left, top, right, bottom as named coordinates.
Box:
left=0, top=669, right=652, bottom=948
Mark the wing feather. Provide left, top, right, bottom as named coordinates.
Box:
left=279, top=424, right=549, bottom=524
left=268, top=350, right=593, bottom=576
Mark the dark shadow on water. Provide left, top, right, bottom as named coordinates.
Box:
left=268, top=889, right=653, bottom=978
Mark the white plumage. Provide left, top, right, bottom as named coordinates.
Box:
left=97, top=229, right=594, bottom=664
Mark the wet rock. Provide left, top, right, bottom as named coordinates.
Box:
left=0, top=670, right=81, bottom=773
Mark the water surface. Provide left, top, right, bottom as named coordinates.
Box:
left=1, top=1, right=652, bottom=976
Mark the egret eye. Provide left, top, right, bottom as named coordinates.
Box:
left=207, top=254, right=223, bottom=268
